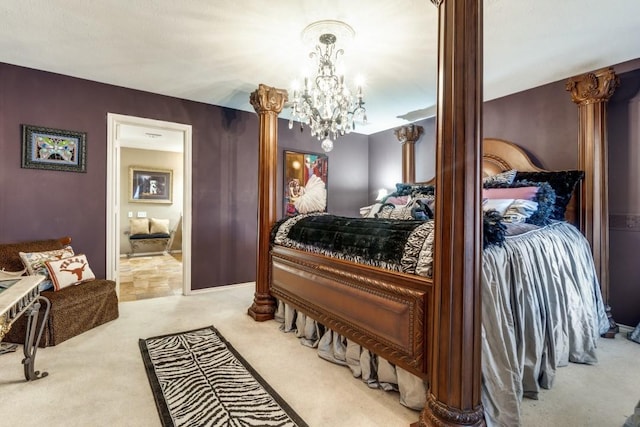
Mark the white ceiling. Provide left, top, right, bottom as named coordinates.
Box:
left=2, top=0, right=640, bottom=136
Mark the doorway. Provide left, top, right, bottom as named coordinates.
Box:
left=106, top=113, right=192, bottom=298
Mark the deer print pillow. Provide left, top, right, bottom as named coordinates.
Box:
left=45, top=254, right=96, bottom=291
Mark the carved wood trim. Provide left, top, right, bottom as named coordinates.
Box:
left=270, top=246, right=431, bottom=377
left=566, top=67, right=619, bottom=105
left=423, top=394, right=484, bottom=427
left=248, top=84, right=287, bottom=321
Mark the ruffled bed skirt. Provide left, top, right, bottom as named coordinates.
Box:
left=274, top=301, right=427, bottom=411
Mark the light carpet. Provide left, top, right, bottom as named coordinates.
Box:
left=140, top=326, right=307, bottom=427
left=0, top=283, right=637, bottom=426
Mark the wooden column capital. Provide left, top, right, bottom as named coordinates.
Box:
left=395, top=124, right=424, bottom=145
left=248, top=84, right=287, bottom=322
left=566, top=67, right=620, bottom=105
left=250, top=84, right=288, bottom=115
left=395, top=125, right=423, bottom=183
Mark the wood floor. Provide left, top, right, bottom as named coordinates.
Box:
left=118, top=252, right=182, bottom=301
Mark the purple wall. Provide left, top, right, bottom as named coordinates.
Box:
left=0, top=63, right=369, bottom=290
left=608, top=60, right=640, bottom=327
left=484, top=80, right=579, bottom=170
left=367, top=117, right=436, bottom=204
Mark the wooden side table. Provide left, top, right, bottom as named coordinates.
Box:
left=0, top=276, right=50, bottom=380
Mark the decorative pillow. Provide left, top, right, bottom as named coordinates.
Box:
left=410, top=185, right=435, bottom=199
left=383, top=195, right=410, bottom=205
left=482, top=180, right=556, bottom=226
left=482, top=186, right=539, bottom=201
left=514, top=170, right=584, bottom=220
left=130, top=218, right=150, bottom=235
left=44, top=254, right=96, bottom=291
left=410, top=199, right=433, bottom=220
left=376, top=203, right=414, bottom=220
left=394, top=183, right=435, bottom=198
left=19, top=246, right=75, bottom=291
left=483, top=169, right=516, bottom=187
left=149, top=218, right=170, bottom=235
left=360, top=203, right=384, bottom=218
left=482, top=198, right=515, bottom=216
left=502, top=199, right=539, bottom=223
left=412, top=195, right=436, bottom=219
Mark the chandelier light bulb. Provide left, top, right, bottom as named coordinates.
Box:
left=288, top=20, right=366, bottom=153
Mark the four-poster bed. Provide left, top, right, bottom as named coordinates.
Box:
left=265, top=138, right=608, bottom=426
left=248, top=1, right=615, bottom=426
left=269, top=137, right=587, bottom=379
left=247, top=80, right=608, bottom=424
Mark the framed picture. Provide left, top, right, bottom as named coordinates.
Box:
left=21, top=125, right=87, bottom=172
left=284, top=150, right=328, bottom=217
left=129, top=166, right=173, bottom=204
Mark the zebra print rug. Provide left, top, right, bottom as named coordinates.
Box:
left=139, top=326, right=308, bottom=427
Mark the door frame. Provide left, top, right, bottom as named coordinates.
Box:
left=106, top=113, right=193, bottom=296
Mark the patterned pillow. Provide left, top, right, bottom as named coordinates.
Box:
left=502, top=199, right=539, bottom=223
left=410, top=197, right=434, bottom=220
left=44, top=254, right=96, bottom=291
left=483, top=169, right=516, bottom=186
left=482, top=180, right=556, bottom=226
left=19, top=246, right=75, bottom=291
left=394, top=183, right=435, bottom=198
left=376, top=203, right=414, bottom=220
left=482, top=198, right=515, bottom=216
left=383, top=196, right=410, bottom=205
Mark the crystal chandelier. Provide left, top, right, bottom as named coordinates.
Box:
left=288, top=21, right=367, bottom=152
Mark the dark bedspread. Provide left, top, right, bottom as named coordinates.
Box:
left=278, top=214, right=427, bottom=264
left=272, top=213, right=435, bottom=275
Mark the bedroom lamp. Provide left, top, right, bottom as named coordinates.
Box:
left=376, top=188, right=388, bottom=201
left=288, top=20, right=367, bottom=152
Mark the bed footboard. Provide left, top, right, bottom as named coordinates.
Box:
left=270, top=245, right=432, bottom=378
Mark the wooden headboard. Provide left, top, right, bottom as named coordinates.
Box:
left=411, top=137, right=578, bottom=225
left=482, top=138, right=544, bottom=175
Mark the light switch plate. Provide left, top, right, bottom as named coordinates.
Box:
left=137, top=211, right=147, bottom=218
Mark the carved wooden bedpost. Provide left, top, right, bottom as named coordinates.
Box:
left=420, top=0, right=485, bottom=426
left=566, top=68, right=620, bottom=337
left=248, top=84, right=287, bottom=321
left=395, top=124, right=424, bottom=183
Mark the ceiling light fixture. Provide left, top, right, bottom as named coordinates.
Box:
left=288, top=20, right=367, bottom=152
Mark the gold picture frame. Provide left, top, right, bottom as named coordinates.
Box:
left=283, top=150, right=328, bottom=217
left=129, top=166, right=173, bottom=204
